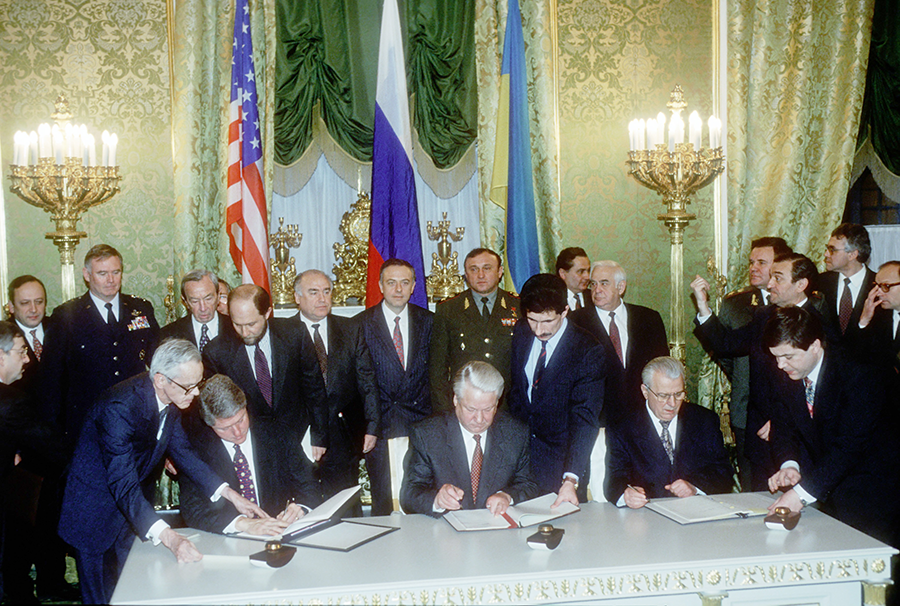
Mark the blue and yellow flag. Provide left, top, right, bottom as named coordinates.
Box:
left=490, top=0, right=539, bottom=292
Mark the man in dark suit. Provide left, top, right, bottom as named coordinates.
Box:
left=605, top=356, right=734, bottom=507
left=701, top=237, right=790, bottom=490
left=203, top=284, right=327, bottom=442
left=6, top=275, right=49, bottom=396
left=40, top=244, right=160, bottom=440
left=294, top=269, right=378, bottom=504
left=358, top=258, right=434, bottom=515
left=819, top=223, right=878, bottom=340
left=509, top=274, right=604, bottom=506
left=430, top=248, right=520, bottom=412
left=58, top=339, right=265, bottom=604
left=401, top=361, right=537, bottom=516
left=159, top=269, right=231, bottom=352
left=764, top=307, right=899, bottom=547
left=179, top=374, right=321, bottom=535
left=556, top=247, right=590, bottom=311
left=570, top=260, right=668, bottom=426
left=0, top=322, right=66, bottom=604
left=855, top=260, right=900, bottom=376
left=691, top=252, right=828, bottom=491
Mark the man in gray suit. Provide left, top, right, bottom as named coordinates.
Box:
left=401, top=361, right=537, bottom=516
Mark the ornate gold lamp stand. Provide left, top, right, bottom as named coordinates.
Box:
left=7, top=95, right=121, bottom=300
left=269, top=217, right=303, bottom=307
left=425, top=212, right=466, bottom=302
left=627, top=85, right=724, bottom=362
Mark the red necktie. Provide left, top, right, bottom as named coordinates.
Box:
left=471, top=434, right=483, bottom=502
left=608, top=312, right=624, bottom=366
left=392, top=316, right=404, bottom=368
left=30, top=329, right=42, bottom=361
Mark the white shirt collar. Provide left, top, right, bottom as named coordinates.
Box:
left=15, top=320, right=43, bottom=342
left=90, top=291, right=121, bottom=321
left=192, top=312, right=219, bottom=339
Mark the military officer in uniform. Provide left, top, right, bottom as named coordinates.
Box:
left=40, top=244, right=160, bottom=441
left=430, top=248, right=520, bottom=411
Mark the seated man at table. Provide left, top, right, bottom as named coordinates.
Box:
left=605, top=356, right=734, bottom=508
left=179, top=374, right=322, bottom=535
left=401, top=361, right=537, bottom=516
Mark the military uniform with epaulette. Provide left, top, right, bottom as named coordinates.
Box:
left=429, top=289, right=520, bottom=411
left=39, top=292, right=159, bottom=440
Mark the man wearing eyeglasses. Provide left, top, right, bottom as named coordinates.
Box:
left=158, top=270, right=232, bottom=353
left=605, top=356, right=734, bottom=508
left=819, top=223, right=877, bottom=340
left=856, top=260, right=900, bottom=376
left=58, top=339, right=267, bottom=604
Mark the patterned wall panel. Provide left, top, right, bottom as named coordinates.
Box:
left=0, top=0, right=174, bottom=318
left=557, top=0, right=716, bottom=386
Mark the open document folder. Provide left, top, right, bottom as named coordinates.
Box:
left=646, top=492, right=775, bottom=525
left=443, top=493, right=579, bottom=532
left=235, top=485, right=361, bottom=540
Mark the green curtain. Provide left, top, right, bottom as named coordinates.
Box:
left=274, top=0, right=377, bottom=164
left=407, top=0, right=477, bottom=168
left=171, top=0, right=275, bottom=289
left=274, top=0, right=476, bottom=169
left=858, top=0, right=900, bottom=175
left=727, top=0, right=875, bottom=280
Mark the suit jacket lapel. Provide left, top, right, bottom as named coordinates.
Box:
left=637, top=411, right=670, bottom=470
left=445, top=416, right=473, bottom=506
left=479, top=421, right=507, bottom=502
left=268, top=325, right=288, bottom=407
left=231, top=333, right=264, bottom=403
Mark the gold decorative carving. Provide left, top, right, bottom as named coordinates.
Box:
left=163, top=275, right=177, bottom=324
left=699, top=593, right=727, bottom=606
left=269, top=217, right=303, bottom=308
left=425, top=212, right=466, bottom=302
left=8, top=94, right=122, bottom=301
left=627, top=86, right=725, bottom=364
left=863, top=581, right=888, bottom=606
left=333, top=191, right=371, bottom=306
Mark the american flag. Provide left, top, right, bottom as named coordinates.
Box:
left=226, top=0, right=270, bottom=292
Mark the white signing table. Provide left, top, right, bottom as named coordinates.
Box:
left=112, top=500, right=895, bottom=605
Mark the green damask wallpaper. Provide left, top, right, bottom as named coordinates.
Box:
left=557, top=0, right=716, bottom=386
left=0, top=0, right=174, bottom=318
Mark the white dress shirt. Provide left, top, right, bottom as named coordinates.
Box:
left=780, top=353, right=824, bottom=506
left=596, top=301, right=629, bottom=366
left=192, top=312, right=220, bottom=344
left=90, top=292, right=120, bottom=322
left=243, top=329, right=274, bottom=380
left=298, top=314, right=329, bottom=354
left=836, top=266, right=867, bottom=313
left=524, top=318, right=569, bottom=402
left=16, top=320, right=44, bottom=345
left=381, top=301, right=409, bottom=368
left=566, top=290, right=584, bottom=311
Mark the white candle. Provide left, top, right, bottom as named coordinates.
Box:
left=52, top=125, right=63, bottom=164
left=29, top=131, right=38, bottom=164
left=86, top=134, right=96, bottom=167
left=708, top=116, right=721, bottom=148
left=689, top=111, right=701, bottom=149
left=13, top=132, right=21, bottom=165
left=668, top=118, right=677, bottom=152
left=109, top=133, right=118, bottom=166
left=638, top=119, right=646, bottom=150
left=646, top=119, right=656, bottom=148
left=38, top=123, right=50, bottom=158
left=101, top=130, right=109, bottom=167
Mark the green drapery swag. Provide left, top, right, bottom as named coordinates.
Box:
left=858, top=0, right=900, bottom=175
left=274, top=0, right=476, bottom=169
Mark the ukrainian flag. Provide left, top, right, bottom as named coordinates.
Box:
left=490, top=0, right=539, bottom=293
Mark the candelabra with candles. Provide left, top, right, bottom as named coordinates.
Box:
left=627, top=85, right=724, bottom=362
left=269, top=217, right=303, bottom=308
left=7, top=95, right=121, bottom=301
left=425, top=212, right=466, bottom=302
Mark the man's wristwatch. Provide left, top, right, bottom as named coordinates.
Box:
left=562, top=477, right=579, bottom=490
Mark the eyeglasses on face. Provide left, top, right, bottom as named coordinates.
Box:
left=876, top=281, right=900, bottom=293
left=644, top=386, right=686, bottom=402
left=165, top=376, right=204, bottom=394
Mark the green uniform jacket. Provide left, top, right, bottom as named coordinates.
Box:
left=429, top=288, right=520, bottom=411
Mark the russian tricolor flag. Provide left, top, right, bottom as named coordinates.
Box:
left=490, top=0, right=539, bottom=292
left=366, top=0, right=427, bottom=308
